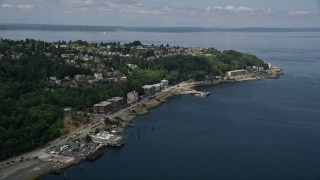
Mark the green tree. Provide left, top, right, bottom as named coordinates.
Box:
left=85, top=134, right=92, bottom=142
left=95, top=128, right=100, bottom=134
left=104, top=117, right=111, bottom=125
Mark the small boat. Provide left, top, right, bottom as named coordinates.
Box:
left=194, top=92, right=210, bottom=98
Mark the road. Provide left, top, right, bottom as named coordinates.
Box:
left=0, top=81, right=192, bottom=179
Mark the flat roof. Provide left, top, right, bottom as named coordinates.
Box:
left=109, top=97, right=124, bottom=101
left=94, top=101, right=112, bottom=107
left=228, top=69, right=246, bottom=72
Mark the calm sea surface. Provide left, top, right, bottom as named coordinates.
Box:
left=2, top=30, right=320, bottom=179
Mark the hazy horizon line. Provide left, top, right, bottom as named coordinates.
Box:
left=1, top=23, right=320, bottom=33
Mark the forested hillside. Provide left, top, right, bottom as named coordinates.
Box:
left=0, top=38, right=267, bottom=159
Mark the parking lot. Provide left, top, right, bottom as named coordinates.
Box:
left=43, top=137, right=100, bottom=160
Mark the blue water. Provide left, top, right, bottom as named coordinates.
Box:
left=3, top=30, right=319, bottom=179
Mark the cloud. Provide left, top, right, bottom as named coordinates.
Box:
left=17, top=4, right=34, bottom=9
left=207, top=5, right=255, bottom=13
left=225, top=5, right=254, bottom=13
left=61, top=0, right=96, bottom=5
left=266, top=8, right=273, bottom=14
left=288, top=11, right=310, bottom=16
left=98, top=2, right=194, bottom=16
left=206, top=4, right=315, bottom=17
left=65, top=7, right=89, bottom=13
left=1, top=4, right=12, bottom=8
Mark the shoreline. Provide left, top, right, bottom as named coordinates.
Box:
left=126, top=66, right=284, bottom=119
left=126, top=75, right=272, bottom=120
left=0, top=70, right=283, bottom=180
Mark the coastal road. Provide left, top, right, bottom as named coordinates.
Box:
left=0, top=82, right=188, bottom=179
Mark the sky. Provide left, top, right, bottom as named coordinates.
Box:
left=0, top=0, right=319, bottom=27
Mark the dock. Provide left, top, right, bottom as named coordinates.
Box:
left=86, top=145, right=107, bottom=161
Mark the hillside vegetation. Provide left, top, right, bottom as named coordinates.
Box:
left=0, top=38, right=267, bottom=159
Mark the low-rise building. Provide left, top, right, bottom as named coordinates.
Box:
left=86, top=75, right=94, bottom=80
left=127, top=64, right=138, bottom=70
left=127, top=91, right=139, bottom=104
left=252, top=66, right=265, bottom=72
left=93, top=101, right=113, bottom=114
left=142, top=85, right=156, bottom=97
left=106, top=78, right=116, bottom=83
left=74, top=74, right=86, bottom=81
left=94, top=73, right=103, bottom=80
left=142, top=80, right=169, bottom=96
left=226, top=70, right=247, bottom=77
left=119, top=76, right=127, bottom=82
left=161, top=79, right=169, bottom=88
left=153, top=83, right=162, bottom=92
left=49, top=76, right=57, bottom=81
left=108, top=97, right=124, bottom=109
left=90, top=131, right=125, bottom=146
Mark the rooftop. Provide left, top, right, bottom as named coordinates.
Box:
left=109, top=97, right=124, bottom=102
left=94, top=101, right=112, bottom=107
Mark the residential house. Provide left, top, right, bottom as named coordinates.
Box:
left=119, top=76, right=127, bottom=82
left=74, top=75, right=86, bottom=81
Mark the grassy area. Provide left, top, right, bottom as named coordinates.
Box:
left=63, top=113, right=104, bottom=132
left=130, top=105, right=150, bottom=116
left=130, top=97, right=167, bottom=116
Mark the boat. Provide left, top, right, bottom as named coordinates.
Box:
left=194, top=92, right=210, bottom=98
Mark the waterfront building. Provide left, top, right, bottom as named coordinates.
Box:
left=142, top=80, right=168, bottom=96
left=252, top=66, right=265, bottom=72
left=90, top=131, right=125, bottom=146
left=153, top=83, right=162, bottom=92
left=226, top=70, right=247, bottom=76
left=93, top=101, right=113, bottom=114
left=161, top=79, right=169, bottom=88
left=127, top=91, right=139, bottom=104
left=142, top=85, right=156, bottom=97
left=108, top=97, right=124, bottom=109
